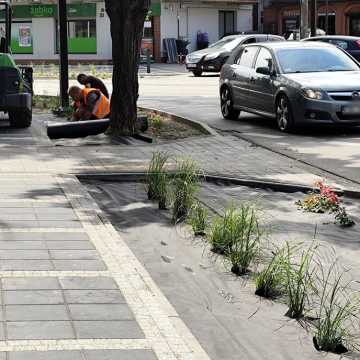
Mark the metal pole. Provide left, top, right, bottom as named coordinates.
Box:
left=58, top=0, right=69, bottom=109
left=146, top=48, right=151, bottom=74
left=310, top=0, right=317, bottom=37
left=300, top=0, right=309, bottom=39
left=325, top=0, right=329, bottom=34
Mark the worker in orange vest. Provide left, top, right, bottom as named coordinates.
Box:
left=68, top=86, right=110, bottom=121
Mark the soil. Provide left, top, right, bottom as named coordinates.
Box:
left=145, top=115, right=204, bottom=142
left=83, top=179, right=360, bottom=360
left=35, top=100, right=204, bottom=144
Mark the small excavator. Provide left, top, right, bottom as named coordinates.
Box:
left=0, top=0, right=32, bottom=128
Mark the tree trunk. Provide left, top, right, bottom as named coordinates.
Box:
left=105, top=0, right=150, bottom=135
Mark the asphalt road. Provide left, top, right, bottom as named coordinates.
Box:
left=139, top=72, right=360, bottom=186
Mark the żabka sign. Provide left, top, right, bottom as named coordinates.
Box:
left=30, top=5, right=55, bottom=18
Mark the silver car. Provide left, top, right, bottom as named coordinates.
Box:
left=220, top=41, right=360, bottom=132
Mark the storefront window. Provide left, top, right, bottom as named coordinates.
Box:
left=349, top=14, right=360, bottom=36
left=68, top=20, right=96, bottom=38
left=318, top=13, right=336, bottom=35
left=0, top=21, right=33, bottom=54
left=56, top=19, right=96, bottom=54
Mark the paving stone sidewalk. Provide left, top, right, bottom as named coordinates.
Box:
left=0, top=114, right=356, bottom=360
left=0, top=118, right=215, bottom=359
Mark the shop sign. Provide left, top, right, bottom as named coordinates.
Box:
left=30, top=5, right=56, bottom=17
left=11, top=4, right=96, bottom=19
left=283, top=10, right=300, bottom=18
left=148, top=3, right=161, bottom=17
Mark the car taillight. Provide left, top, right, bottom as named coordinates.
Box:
left=356, top=40, right=360, bottom=48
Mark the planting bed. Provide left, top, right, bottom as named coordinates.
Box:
left=82, top=178, right=360, bottom=360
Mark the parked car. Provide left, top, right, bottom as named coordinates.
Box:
left=220, top=42, right=360, bottom=132
left=284, top=28, right=325, bottom=41
left=302, top=36, right=360, bottom=61
left=185, top=34, right=284, bottom=77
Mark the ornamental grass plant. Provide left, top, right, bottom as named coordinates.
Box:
left=172, top=157, right=201, bottom=223
left=284, top=242, right=317, bottom=319
left=313, top=261, right=360, bottom=354
left=255, top=245, right=287, bottom=299
left=225, top=204, right=262, bottom=276
left=146, top=151, right=170, bottom=202
left=188, top=201, right=208, bottom=236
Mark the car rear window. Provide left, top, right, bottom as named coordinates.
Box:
left=276, top=47, right=359, bottom=73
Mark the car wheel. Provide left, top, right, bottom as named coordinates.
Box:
left=221, top=87, right=240, bottom=120
left=9, top=110, right=32, bottom=128
left=276, top=95, right=294, bottom=132
left=192, top=70, right=203, bottom=77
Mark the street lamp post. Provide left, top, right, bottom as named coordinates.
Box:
left=58, top=0, right=69, bottom=109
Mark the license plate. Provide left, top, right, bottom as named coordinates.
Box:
left=342, top=105, right=360, bottom=115
left=187, top=64, right=197, bottom=68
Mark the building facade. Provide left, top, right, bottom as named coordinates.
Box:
left=263, top=0, right=360, bottom=36
left=7, top=0, right=258, bottom=63
left=158, top=0, right=258, bottom=55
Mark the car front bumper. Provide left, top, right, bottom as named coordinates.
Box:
left=293, top=96, right=360, bottom=126
left=0, top=93, right=32, bottom=112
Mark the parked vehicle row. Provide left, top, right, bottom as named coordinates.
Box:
left=185, top=33, right=360, bottom=132
left=185, top=34, right=284, bottom=77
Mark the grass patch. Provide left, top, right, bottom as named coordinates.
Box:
left=33, top=95, right=60, bottom=110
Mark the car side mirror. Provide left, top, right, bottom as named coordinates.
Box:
left=256, top=66, right=271, bottom=76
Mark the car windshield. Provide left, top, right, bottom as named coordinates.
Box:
left=276, top=47, right=359, bottom=73
left=209, top=37, right=244, bottom=51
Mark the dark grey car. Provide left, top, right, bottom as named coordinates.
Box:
left=219, top=41, right=360, bottom=132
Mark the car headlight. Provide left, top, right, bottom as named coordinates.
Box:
left=302, top=89, right=324, bottom=100
left=205, top=52, right=221, bottom=61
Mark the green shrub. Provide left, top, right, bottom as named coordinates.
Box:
left=150, top=114, right=162, bottom=130
left=225, top=204, right=262, bottom=276
left=313, top=262, right=360, bottom=354
left=255, top=245, right=287, bottom=298
left=172, top=157, right=201, bottom=223
left=188, top=201, right=208, bottom=236
left=284, top=242, right=317, bottom=319
left=146, top=151, right=169, bottom=201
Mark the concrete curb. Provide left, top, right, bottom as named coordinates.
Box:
left=76, top=171, right=360, bottom=199
left=138, top=106, right=218, bottom=137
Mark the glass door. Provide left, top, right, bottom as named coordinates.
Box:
left=219, top=11, right=236, bottom=38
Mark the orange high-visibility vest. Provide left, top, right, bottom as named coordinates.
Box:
left=82, top=88, right=110, bottom=119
